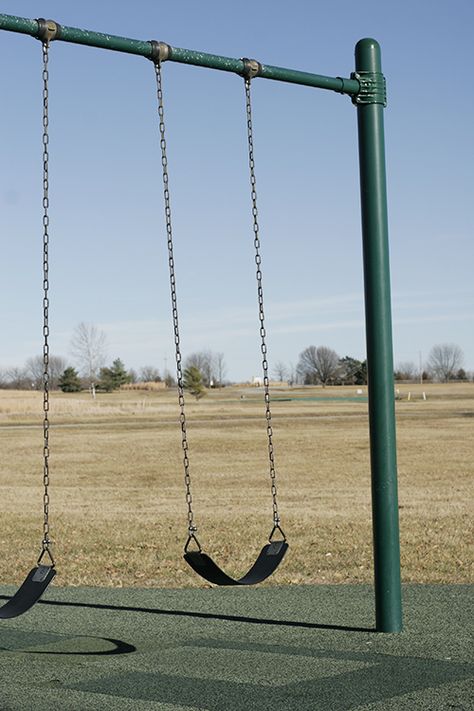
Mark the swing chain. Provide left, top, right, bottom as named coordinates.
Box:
left=152, top=56, right=200, bottom=551
left=39, top=38, right=55, bottom=567
left=244, top=76, right=284, bottom=538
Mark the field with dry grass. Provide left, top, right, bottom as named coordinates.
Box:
left=0, top=383, right=472, bottom=588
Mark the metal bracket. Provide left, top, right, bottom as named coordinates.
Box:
left=32, top=565, right=53, bottom=583
left=36, top=18, right=61, bottom=43
left=37, top=541, right=55, bottom=567
left=184, top=528, right=202, bottom=554
left=351, top=70, right=387, bottom=107
left=269, top=523, right=286, bottom=543
left=240, top=57, right=262, bottom=81
left=149, top=40, right=171, bottom=63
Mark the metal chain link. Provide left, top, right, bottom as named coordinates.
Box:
left=39, top=39, right=54, bottom=566
left=244, top=77, right=284, bottom=538
left=153, top=60, right=200, bottom=550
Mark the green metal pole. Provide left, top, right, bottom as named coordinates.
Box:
left=354, top=39, right=402, bottom=632
left=0, top=13, right=359, bottom=95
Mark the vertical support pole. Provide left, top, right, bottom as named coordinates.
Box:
left=353, top=39, right=402, bottom=632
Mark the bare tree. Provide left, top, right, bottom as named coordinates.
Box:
left=427, top=343, right=464, bottom=383
left=273, top=361, right=288, bottom=382
left=287, top=362, right=297, bottom=387
left=25, top=355, right=68, bottom=390
left=70, top=322, right=107, bottom=397
left=163, top=370, right=176, bottom=388
left=1, top=366, right=30, bottom=390
left=139, top=366, right=161, bottom=382
left=394, top=361, right=417, bottom=382
left=128, top=368, right=138, bottom=384
left=49, top=356, right=68, bottom=389
left=185, top=350, right=222, bottom=388
left=24, top=356, right=44, bottom=390
left=297, top=345, right=341, bottom=387
left=215, top=352, right=226, bottom=387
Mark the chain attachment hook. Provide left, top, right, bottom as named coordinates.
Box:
left=37, top=541, right=55, bottom=567
left=269, top=523, right=286, bottom=543
left=184, top=527, right=202, bottom=553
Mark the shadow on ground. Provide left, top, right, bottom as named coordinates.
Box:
left=0, top=584, right=472, bottom=710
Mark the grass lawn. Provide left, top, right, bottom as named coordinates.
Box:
left=0, top=382, right=472, bottom=588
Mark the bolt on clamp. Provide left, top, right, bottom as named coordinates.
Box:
left=36, top=18, right=61, bottom=43
left=149, top=40, right=171, bottom=63
left=240, top=57, right=262, bottom=80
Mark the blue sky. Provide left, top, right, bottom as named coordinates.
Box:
left=1, top=0, right=473, bottom=382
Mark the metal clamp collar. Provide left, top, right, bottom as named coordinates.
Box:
left=351, top=70, right=387, bottom=107
left=36, top=18, right=61, bottom=43
left=240, top=57, right=262, bottom=81
left=149, top=40, right=171, bottom=63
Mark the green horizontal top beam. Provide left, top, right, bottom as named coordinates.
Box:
left=0, top=12, right=360, bottom=96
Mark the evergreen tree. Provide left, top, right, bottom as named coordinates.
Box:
left=98, top=358, right=132, bottom=392
left=339, top=356, right=368, bottom=385
left=58, top=366, right=82, bottom=393
left=183, top=365, right=205, bottom=400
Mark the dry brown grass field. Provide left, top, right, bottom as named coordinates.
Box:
left=0, top=382, right=472, bottom=588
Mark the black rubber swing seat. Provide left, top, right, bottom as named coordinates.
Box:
left=184, top=540, right=288, bottom=586
left=0, top=565, right=56, bottom=620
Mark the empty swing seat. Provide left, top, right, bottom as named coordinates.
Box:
left=184, top=540, right=288, bottom=586
left=0, top=566, right=56, bottom=619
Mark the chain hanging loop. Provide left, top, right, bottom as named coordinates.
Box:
left=37, top=29, right=57, bottom=567
left=150, top=48, right=200, bottom=548
left=242, top=65, right=285, bottom=541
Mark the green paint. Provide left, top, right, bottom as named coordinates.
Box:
left=0, top=13, right=358, bottom=95
left=355, top=39, right=402, bottom=633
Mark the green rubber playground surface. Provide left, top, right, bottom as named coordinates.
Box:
left=0, top=583, right=472, bottom=710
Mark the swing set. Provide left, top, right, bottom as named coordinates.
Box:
left=0, top=14, right=402, bottom=633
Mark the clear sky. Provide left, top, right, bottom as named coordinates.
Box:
left=1, top=0, right=473, bottom=382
